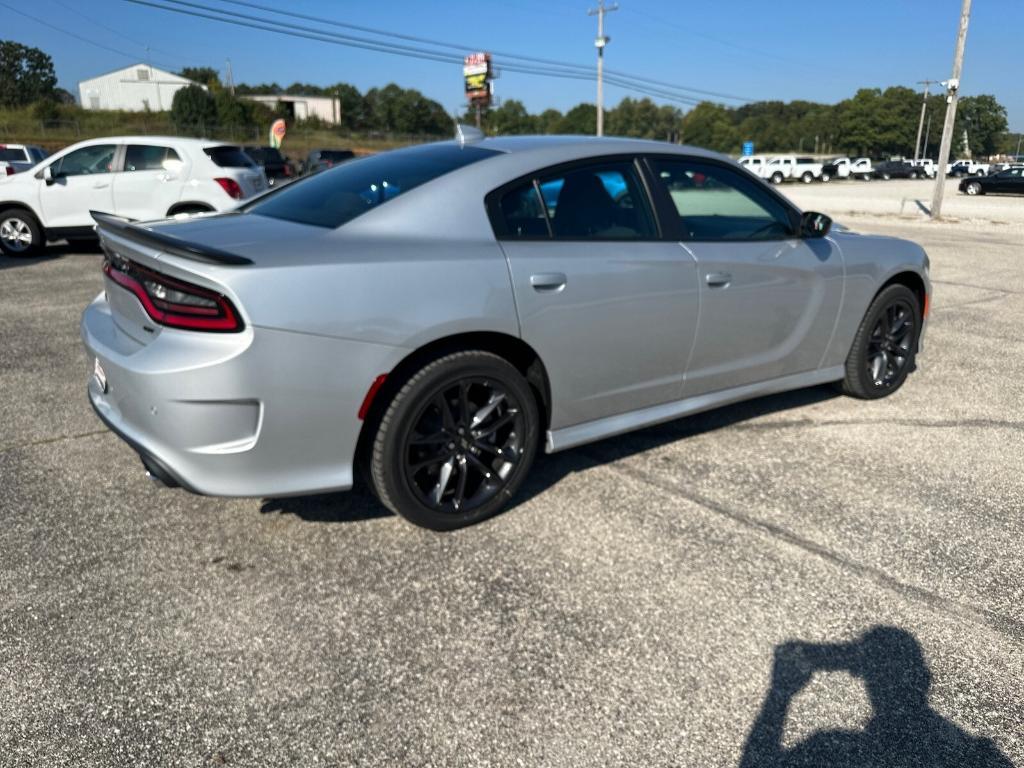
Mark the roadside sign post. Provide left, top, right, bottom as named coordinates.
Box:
left=742, top=141, right=754, bottom=157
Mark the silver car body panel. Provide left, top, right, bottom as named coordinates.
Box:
left=82, top=136, right=930, bottom=497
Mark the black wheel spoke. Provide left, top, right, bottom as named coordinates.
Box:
left=452, top=460, right=468, bottom=509
left=474, top=410, right=517, bottom=439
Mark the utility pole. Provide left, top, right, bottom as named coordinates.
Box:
left=588, top=0, right=618, bottom=137
left=931, top=0, right=971, bottom=220
left=913, top=79, right=940, bottom=161
left=225, top=58, right=235, bottom=96
left=923, top=113, right=933, bottom=157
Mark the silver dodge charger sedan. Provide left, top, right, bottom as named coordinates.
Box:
left=83, top=134, right=930, bottom=530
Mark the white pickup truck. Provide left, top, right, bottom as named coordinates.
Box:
left=762, top=155, right=824, bottom=184
left=820, top=157, right=874, bottom=181
left=947, top=159, right=990, bottom=177
left=737, top=154, right=770, bottom=177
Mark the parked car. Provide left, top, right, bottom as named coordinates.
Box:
left=83, top=134, right=930, bottom=530
left=871, top=160, right=922, bottom=180
left=242, top=145, right=294, bottom=186
left=0, top=143, right=48, bottom=174
left=304, top=148, right=356, bottom=175
left=821, top=157, right=873, bottom=182
left=0, top=137, right=267, bottom=256
left=959, top=166, right=1024, bottom=195
left=763, top=155, right=824, bottom=184
left=737, top=154, right=769, bottom=177
left=946, top=159, right=990, bottom=177
left=909, top=159, right=937, bottom=178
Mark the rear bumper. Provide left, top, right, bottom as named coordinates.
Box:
left=81, top=292, right=403, bottom=497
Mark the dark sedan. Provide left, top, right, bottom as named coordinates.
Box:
left=960, top=167, right=1024, bottom=195
left=242, top=145, right=294, bottom=186
left=304, top=148, right=355, bottom=175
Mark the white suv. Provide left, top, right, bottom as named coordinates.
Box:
left=0, top=136, right=268, bottom=256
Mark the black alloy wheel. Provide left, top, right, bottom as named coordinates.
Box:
left=404, top=377, right=525, bottom=514
left=370, top=350, right=539, bottom=530
left=839, top=284, right=921, bottom=399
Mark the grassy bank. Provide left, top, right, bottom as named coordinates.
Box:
left=0, top=107, right=442, bottom=159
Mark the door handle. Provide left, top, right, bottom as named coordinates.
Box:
left=92, top=182, right=110, bottom=189
left=530, top=272, right=567, bottom=292
left=705, top=271, right=732, bottom=288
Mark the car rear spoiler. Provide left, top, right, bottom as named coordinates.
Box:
left=90, top=211, right=252, bottom=266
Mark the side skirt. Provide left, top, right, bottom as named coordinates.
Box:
left=545, top=366, right=845, bottom=453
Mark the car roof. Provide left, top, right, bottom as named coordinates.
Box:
left=68, top=136, right=240, bottom=148
left=472, top=134, right=722, bottom=161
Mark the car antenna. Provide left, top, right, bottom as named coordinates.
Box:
left=455, top=123, right=485, bottom=146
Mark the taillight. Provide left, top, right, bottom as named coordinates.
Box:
left=214, top=177, right=243, bottom=199
left=3, top=166, right=14, bottom=176
left=283, top=165, right=292, bottom=177
left=102, top=254, right=243, bottom=332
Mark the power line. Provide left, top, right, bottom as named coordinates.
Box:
left=0, top=0, right=181, bottom=70
left=47, top=0, right=180, bottom=60
left=160, top=0, right=750, bottom=103
left=119, top=0, right=711, bottom=106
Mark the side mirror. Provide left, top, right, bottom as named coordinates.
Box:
left=800, top=210, right=832, bottom=238
left=42, top=165, right=55, bottom=185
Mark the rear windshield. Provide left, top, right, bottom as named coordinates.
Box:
left=246, top=143, right=499, bottom=228
left=0, top=147, right=28, bottom=162
left=204, top=145, right=256, bottom=168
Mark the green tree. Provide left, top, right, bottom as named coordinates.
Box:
left=329, top=82, right=366, bottom=130
left=681, top=102, right=738, bottom=152
left=171, top=84, right=217, bottom=131
left=954, top=94, right=1008, bottom=157
left=606, top=97, right=682, bottom=140
left=488, top=99, right=536, bottom=135
left=179, top=66, right=221, bottom=87
left=536, top=108, right=563, bottom=134
left=558, top=103, right=597, bottom=135
left=0, top=40, right=57, bottom=108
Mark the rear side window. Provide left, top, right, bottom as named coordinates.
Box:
left=246, top=143, right=499, bottom=228
left=649, top=158, right=794, bottom=241
left=539, top=162, right=656, bottom=240
left=204, top=146, right=256, bottom=168
left=124, top=145, right=182, bottom=172
left=498, top=182, right=549, bottom=238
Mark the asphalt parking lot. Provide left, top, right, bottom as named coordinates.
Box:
left=1, top=186, right=1022, bottom=766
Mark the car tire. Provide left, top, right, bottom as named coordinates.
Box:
left=881, top=173, right=891, bottom=180
left=860, top=174, right=871, bottom=181
left=771, top=172, right=784, bottom=184
left=168, top=204, right=214, bottom=217
left=838, top=284, right=921, bottom=400
left=0, top=208, right=42, bottom=256
left=801, top=171, right=814, bottom=183
left=821, top=173, right=832, bottom=183
left=370, top=350, right=540, bottom=530
left=965, top=182, right=983, bottom=196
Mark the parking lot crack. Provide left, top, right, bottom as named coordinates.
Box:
left=596, top=455, right=1024, bottom=642
left=0, top=429, right=110, bottom=454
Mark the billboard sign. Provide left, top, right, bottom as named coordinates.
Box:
left=464, top=52, right=492, bottom=106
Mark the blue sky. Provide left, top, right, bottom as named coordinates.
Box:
left=5, top=0, right=1022, bottom=130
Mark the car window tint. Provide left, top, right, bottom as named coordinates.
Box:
left=124, top=145, right=182, bottom=172
left=499, top=182, right=549, bottom=238
left=55, top=144, right=117, bottom=177
left=537, top=162, right=655, bottom=240
left=649, top=158, right=793, bottom=241
left=246, top=143, right=499, bottom=229
left=205, top=146, right=255, bottom=168
left=0, top=147, right=28, bottom=162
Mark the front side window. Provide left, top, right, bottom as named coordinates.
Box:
left=54, top=144, right=117, bottom=177
left=538, top=162, right=656, bottom=240
left=649, top=158, right=794, bottom=241
left=124, top=145, right=182, bottom=172
left=246, top=143, right=499, bottom=229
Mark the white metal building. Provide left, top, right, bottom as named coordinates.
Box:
left=240, top=94, right=342, bottom=125
left=78, top=64, right=202, bottom=112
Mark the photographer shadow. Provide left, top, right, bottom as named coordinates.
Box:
left=740, top=626, right=1015, bottom=768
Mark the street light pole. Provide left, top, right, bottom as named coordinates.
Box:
left=931, top=0, right=972, bottom=220
left=588, top=0, right=618, bottom=137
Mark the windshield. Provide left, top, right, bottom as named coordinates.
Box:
left=246, top=143, right=499, bottom=228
